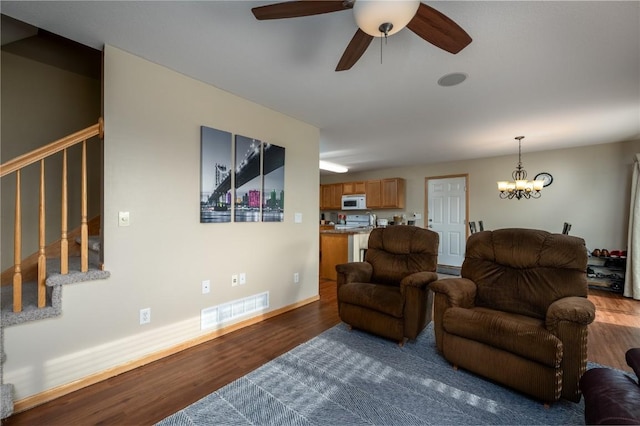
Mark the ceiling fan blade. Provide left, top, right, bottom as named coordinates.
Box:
left=252, top=1, right=352, bottom=20
left=406, top=3, right=472, bottom=54
left=335, top=29, right=374, bottom=71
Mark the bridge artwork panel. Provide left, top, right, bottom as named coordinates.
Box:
left=200, top=126, right=285, bottom=223
left=200, top=126, right=232, bottom=223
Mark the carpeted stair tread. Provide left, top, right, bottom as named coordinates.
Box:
left=45, top=256, right=110, bottom=286
left=1, top=256, right=110, bottom=327
left=75, top=235, right=101, bottom=253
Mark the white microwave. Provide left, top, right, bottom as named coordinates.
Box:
left=341, top=194, right=367, bottom=210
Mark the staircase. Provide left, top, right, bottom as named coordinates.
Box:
left=1, top=232, right=109, bottom=327
left=0, top=119, right=109, bottom=418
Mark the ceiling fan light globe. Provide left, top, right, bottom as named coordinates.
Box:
left=353, top=0, right=420, bottom=37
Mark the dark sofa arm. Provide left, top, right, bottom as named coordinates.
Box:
left=580, top=367, right=640, bottom=425
left=429, top=277, right=477, bottom=309
left=545, top=296, right=596, bottom=332
left=626, top=348, right=640, bottom=379
left=335, top=262, right=373, bottom=287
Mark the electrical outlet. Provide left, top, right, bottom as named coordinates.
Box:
left=231, top=274, right=238, bottom=287
left=139, top=307, right=151, bottom=325
left=294, top=272, right=300, bottom=283
left=202, top=280, right=210, bottom=294
left=239, top=273, right=246, bottom=285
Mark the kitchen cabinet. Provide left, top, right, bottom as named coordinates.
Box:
left=321, top=178, right=405, bottom=210
left=366, top=178, right=405, bottom=209
left=320, top=233, right=348, bottom=280
left=321, top=183, right=343, bottom=210
left=366, top=180, right=382, bottom=208
left=320, top=230, right=371, bottom=280
left=343, top=181, right=366, bottom=195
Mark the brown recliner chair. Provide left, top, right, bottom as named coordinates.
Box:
left=430, top=228, right=596, bottom=403
left=335, top=225, right=439, bottom=344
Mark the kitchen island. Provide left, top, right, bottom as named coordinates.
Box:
left=319, top=227, right=372, bottom=280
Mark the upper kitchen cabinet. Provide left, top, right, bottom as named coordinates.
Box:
left=321, top=183, right=343, bottom=210
left=365, top=180, right=382, bottom=208
left=321, top=178, right=405, bottom=210
left=366, top=178, right=405, bottom=209
left=343, top=181, right=366, bottom=195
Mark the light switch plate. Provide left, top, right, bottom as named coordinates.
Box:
left=294, top=213, right=302, bottom=223
left=119, top=211, right=130, bottom=227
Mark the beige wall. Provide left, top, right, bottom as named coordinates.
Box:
left=4, top=46, right=320, bottom=400
left=1, top=50, right=101, bottom=268
left=322, top=139, right=640, bottom=251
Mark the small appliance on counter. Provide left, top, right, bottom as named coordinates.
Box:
left=334, top=214, right=373, bottom=230
left=376, top=218, right=388, bottom=227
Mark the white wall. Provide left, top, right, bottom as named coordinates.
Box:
left=4, top=46, right=320, bottom=400
left=323, top=139, right=640, bottom=251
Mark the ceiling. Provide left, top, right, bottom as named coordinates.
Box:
left=2, top=1, right=639, bottom=174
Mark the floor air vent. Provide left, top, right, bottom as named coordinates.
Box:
left=201, top=291, right=269, bottom=330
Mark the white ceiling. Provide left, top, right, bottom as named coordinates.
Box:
left=2, top=1, right=639, bottom=174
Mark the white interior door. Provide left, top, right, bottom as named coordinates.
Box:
left=427, top=176, right=468, bottom=267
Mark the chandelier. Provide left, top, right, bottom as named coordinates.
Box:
left=497, top=136, right=544, bottom=200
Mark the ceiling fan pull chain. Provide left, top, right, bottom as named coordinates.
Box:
left=378, top=22, right=392, bottom=65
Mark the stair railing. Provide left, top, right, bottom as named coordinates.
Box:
left=0, top=118, right=103, bottom=312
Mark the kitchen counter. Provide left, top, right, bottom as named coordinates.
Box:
left=319, top=226, right=373, bottom=234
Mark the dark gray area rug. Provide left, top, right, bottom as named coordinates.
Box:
left=157, top=323, right=588, bottom=425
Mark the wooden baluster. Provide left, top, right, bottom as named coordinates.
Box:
left=61, top=149, right=68, bottom=274
left=38, top=159, right=46, bottom=308
left=13, top=170, right=22, bottom=312
left=81, top=140, right=88, bottom=272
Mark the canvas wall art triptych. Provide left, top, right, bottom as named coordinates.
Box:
left=200, top=126, right=285, bottom=223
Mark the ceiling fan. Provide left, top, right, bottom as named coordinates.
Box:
left=251, top=0, right=472, bottom=71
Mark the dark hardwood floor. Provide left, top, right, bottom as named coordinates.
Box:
left=4, top=281, right=639, bottom=425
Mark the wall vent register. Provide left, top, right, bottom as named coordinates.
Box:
left=201, top=292, right=269, bottom=330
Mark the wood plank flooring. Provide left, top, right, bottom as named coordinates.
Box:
left=4, top=282, right=639, bottom=425
left=586, top=288, right=640, bottom=371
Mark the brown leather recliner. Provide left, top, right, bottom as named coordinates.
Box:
left=335, top=225, right=439, bottom=344
left=430, top=228, right=596, bottom=403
